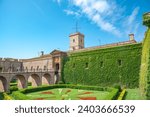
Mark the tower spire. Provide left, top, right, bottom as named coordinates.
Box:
left=73, top=21, right=80, bottom=33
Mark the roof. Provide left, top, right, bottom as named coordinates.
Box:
left=68, top=40, right=137, bottom=53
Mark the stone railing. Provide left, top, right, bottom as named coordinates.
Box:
left=0, top=69, right=54, bottom=73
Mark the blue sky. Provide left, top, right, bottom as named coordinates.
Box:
left=0, top=0, right=149, bottom=59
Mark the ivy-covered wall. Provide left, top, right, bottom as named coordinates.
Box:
left=63, top=43, right=142, bottom=88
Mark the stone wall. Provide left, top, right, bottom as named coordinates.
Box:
left=0, top=58, right=22, bottom=72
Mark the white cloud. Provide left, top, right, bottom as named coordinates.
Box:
left=54, top=0, right=140, bottom=38
left=70, top=0, right=121, bottom=36
left=127, top=7, right=139, bottom=25
left=64, top=9, right=81, bottom=17
left=124, top=7, right=140, bottom=35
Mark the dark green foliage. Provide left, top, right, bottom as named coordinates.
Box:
left=63, top=43, right=142, bottom=88
left=28, top=82, right=32, bottom=86
left=22, top=84, right=105, bottom=94
left=58, top=81, right=65, bottom=84
left=113, top=84, right=121, bottom=92
left=105, top=88, right=119, bottom=100
left=143, top=12, right=150, bottom=27
left=10, top=82, right=31, bottom=87
left=10, top=83, right=17, bottom=86
left=10, top=86, right=18, bottom=93
left=146, top=84, right=150, bottom=99
left=0, top=92, right=4, bottom=100
left=11, top=91, right=30, bottom=100
left=140, top=28, right=150, bottom=99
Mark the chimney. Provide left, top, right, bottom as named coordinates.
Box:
left=41, top=51, right=44, bottom=56
left=129, top=34, right=135, bottom=41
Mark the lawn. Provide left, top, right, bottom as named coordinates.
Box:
left=26, top=88, right=110, bottom=100
left=125, top=89, right=144, bottom=100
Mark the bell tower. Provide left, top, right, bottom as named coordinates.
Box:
left=69, top=32, right=85, bottom=51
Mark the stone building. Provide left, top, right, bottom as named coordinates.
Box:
left=0, top=12, right=150, bottom=95
left=0, top=58, right=22, bottom=73
left=22, top=50, right=66, bottom=73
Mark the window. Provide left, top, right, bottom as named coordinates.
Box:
left=37, top=66, right=39, bottom=70
left=25, top=67, right=28, bottom=72
left=31, top=66, right=33, bottom=71
left=100, top=61, right=103, bottom=68
left=44, top=66, right=47, bottom=70
left=118, top=60, right=122, bottom=66
left=0, top=67, right=2, bottom=72
left=73, top=39, right=75, bottom=43
left=85, top=62, right=88, bottom=69
left=73, top=63, right=75, bottom=68
left=72, top=47, right=75, bottom=50
left=56, top=63, right=59, bottom=71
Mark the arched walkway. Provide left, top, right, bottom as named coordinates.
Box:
left=16, top=75, right=27, bottom=89
left=30, top=74, right=41, bottom=87
left=42, top=73, right=51, bottom=85
left=0, top=76, right=8, bottom=92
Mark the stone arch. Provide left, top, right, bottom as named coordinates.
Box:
left=0, top=76, right=8, bottom=92
left=42, top=73, right=51, bottom=85
left=16, top=75, right=27, bottom=89
left=30, top=74, right=41, bottom=87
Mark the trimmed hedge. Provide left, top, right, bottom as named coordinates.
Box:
left=0, top=92, right=4, bottom=100
left=139, top=28, right=150, bottom=99
left=12, top=91, right=30, bottom=100
left=10, top=86, right=18, bottom=93
left=12, top=84, right=119, bottom=100
left=117, top=89, right=126, bottom=100
left=10, top=82, right=32, bottom=87
left=63, top=43, right=142, bottom=88
left=3, top=93, right=12, bottom=100
left=0, top=92, right=12, bottom=100
left=106, top=88, right=119, bottom=100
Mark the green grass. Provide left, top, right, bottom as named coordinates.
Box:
left=125, top=89, right=144, bottom=100
left=26, top=88, right=110, bottom=100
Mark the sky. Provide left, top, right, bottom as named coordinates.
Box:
left=0, top=0, right=150, bottom=59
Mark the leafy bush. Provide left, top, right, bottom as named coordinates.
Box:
left=28, top=82, right=32, bottom=86
left=10, top=83, right=17, bottom=86
left=3, top=93, right=12, bottom=100
left=58, top=81, right=65, bottom=84
left=0, top=92, right=4, bottom=100
left=10, top=86, right=18, bottom=93
left=12, top=91, right=30, bottom=100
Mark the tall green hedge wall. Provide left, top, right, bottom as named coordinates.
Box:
left=140, top=28, right=150, bottom=99
left=63, top=43, right=142, bottom=88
